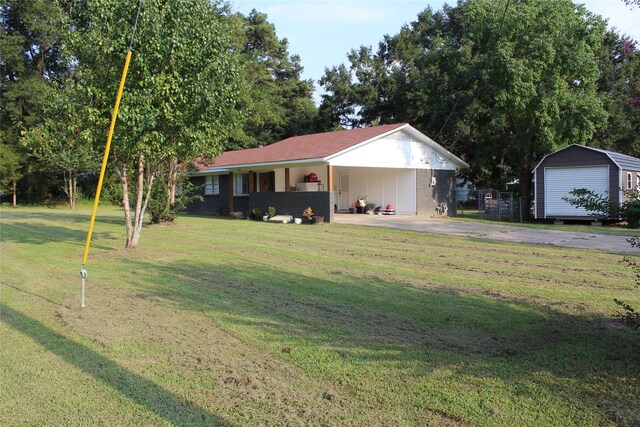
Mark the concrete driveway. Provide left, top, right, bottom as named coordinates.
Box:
left=333, top=214, right=639, bottom=254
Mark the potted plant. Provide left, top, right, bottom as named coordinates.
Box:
left=302, top=207, right=314, bottom=224
left=250, top=207, right=261, bottom=221
left=268, top=206, right=277, bottom=218
left=303, top=206, right=324, bottom=224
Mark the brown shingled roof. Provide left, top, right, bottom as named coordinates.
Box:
left=195, top=123, right=408, bottom=170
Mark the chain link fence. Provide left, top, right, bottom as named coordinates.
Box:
left=476, top=189, right=524, bottom=222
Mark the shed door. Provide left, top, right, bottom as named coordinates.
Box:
left=544, top=166, right=609, bottom=217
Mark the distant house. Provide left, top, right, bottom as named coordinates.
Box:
left=187, top=123, right=468, bottom=222
left=533, top=144, right=640, bottom=220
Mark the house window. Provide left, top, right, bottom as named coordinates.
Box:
left=234, top=173, right=249, bottom=196
left=204, top=175, right=219, bottom=195
left=637, top=173, right=640, bottom=191
left=627, top=172, right=633, bottom=190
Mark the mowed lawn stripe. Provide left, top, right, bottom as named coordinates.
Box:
left=1, top=206, right=638, bottom=426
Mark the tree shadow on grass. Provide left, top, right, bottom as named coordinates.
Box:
left=0, top=222, right=117, bottom=248
left=126, top=258, right=640, bottom=423
left=0, top=209, right=124, bottom=225
left=1, top=304, right=233, bottom=426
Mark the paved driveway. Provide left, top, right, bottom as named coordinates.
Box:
left=333, top=214, right=639, bottom=254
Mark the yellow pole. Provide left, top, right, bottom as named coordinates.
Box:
left=80, top=50, right=132, bottom=306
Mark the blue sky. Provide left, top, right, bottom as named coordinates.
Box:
left=231, top=0, right=640, bottom=102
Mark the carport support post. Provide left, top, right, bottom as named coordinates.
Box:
left=285, top=168, right=290, bottom=192
left=327, top=165, right=333, bottom=192
left=228, top=171, right=234, bottom=213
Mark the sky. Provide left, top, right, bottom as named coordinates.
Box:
left=231, top=0, right=640, bottom=102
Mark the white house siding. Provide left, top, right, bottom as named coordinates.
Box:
left=333, top=167, right=416, bottom=214
left=329, top=131, right=435, bottom=169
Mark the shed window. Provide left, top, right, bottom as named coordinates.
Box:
left=204, top=176, right=219, bottom=195
left=627, top=172, right=633, bottom=190
left=234, top=173, right=249, bottom=196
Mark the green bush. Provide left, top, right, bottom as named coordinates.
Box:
left=563, top=188, right=640, bottom=228
left=149, top=176, right=202, bottom=224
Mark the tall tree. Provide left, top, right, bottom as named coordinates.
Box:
left=319, top=0, right=608, bottom=217
left=229, top=10, right=317, bottom=148
left=0, top=0, right=69, bottom=203
left=71, top=0, right=240, bottom=248
left=0, top=140, right=22, bottom=205
left=593, top=31, right=640, bottom=156
left=22, top=82, right=98, bottom=209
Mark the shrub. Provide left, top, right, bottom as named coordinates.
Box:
left=617, top=236, right=640, bottom=328
left=149, top=176, right=202, bottom=224
left=562, top=188, right=640, bottom=228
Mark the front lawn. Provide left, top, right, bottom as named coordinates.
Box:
left=455, top=208, right=637, bottom=235
left=1, top=206, right=639, bottom=426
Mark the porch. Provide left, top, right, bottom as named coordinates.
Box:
left=249, top=191, right=335, bottom=223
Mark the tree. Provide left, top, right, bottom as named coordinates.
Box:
left=319, top=0, right=608, bottom=217
left=593, top=31, right=640, bottom=156
left=22, top=83, right=98, bottom=209
left=0, top=140, right=22, bottom=205
left=70, top=0, right=241, bottom=248
left=0, top=0, right=69, bottom=204
left=229, top=10, right=317, bottom=148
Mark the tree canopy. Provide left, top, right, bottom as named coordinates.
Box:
left=229, top=10, right=317, bottom=148
left=318, top=0, right=628, bottom=216
left=68, top=0, right=242, bottom=247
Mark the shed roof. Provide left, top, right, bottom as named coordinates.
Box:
left=588, top=147, right=640, bottom=170
left=533, top=144, right=640, bottom=172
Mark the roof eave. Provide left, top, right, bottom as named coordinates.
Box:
left=196, top=157, right=327, bottom=173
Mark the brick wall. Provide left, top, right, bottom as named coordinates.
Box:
left=249, top=191, right=335, bottom=223
left=416, top=169, right=457, bottom=216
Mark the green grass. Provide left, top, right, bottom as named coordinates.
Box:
left=1, top=206, right=639, bottom=426
left=454, top=209, right=637, bottom=235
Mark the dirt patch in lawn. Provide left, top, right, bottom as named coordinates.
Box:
left=56, top=287, right=363, bottom=425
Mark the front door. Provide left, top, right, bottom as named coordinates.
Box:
left=338, top=172, right=350, bottom=210
left=259, top=172, right=272, bottom=192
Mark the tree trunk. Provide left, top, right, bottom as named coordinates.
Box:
left=167, top=156, right=178, bottom=207
left=72, top=177, right=77, bottom=210
left=117, top=164, right=134, bottom=247
left=67, top=173, right=77, bottom=210
left=128, top=154, right=156, bottom=249
left=12, top=180, right=16, bottom=206
left=62, top=171, right=76, bottom=210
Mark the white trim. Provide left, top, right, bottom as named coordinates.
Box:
left=189, top=170, right=229, bottom=176
left=620, top=168, right=624, bottom=207
left=197, top=158, right=326, bottom=174
left=533, top=170, right=538, bottom=218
